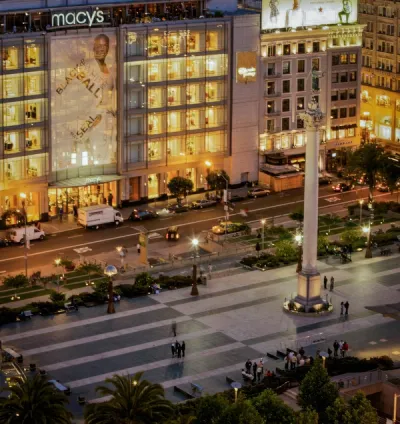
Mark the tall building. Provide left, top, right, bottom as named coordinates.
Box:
left=359, top=0, right=400, bottom=155
left=0, top=0, right=260, bottom=225
left=243, top=0, right=363, bottom=176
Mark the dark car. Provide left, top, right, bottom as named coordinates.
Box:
left=229, top=194, right=246, bottom=203
left=191, top=199, right=218, bottom=209
left=128, top=209, right=158, bottom=221
left=166, top=226, right=180, bottom=241
left=0, top=238, right=9, bottom=247
left=319, top=176, right=332, bottom=185
left=332, top=182, right=354, bottom=192
left=167, top=204, right=189, bottom=214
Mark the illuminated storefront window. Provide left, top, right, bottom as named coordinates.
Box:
left=0, top=191, right=40, bottom=223
left=147, top=174, right=159, bottom=198
left=148, top=140, right=163, bottom=161
left=2, top=46, right=19, bottom=70
left=379, top=125, right=391, bottom=140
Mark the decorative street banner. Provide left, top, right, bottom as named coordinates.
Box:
left=50, top=31, right=117, bottom=171
left=261, top=0, right=357, bottom=30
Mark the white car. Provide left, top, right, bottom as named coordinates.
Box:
left=6, top=226, right=45, bottom=244
left=248, top=187, right=271, bottom=198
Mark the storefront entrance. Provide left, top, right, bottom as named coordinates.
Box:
left=48, top=181, right=117, bottom=217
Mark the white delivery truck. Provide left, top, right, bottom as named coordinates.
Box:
left=78, top=205, right=124, bottom=229
left=6, top=226, right=45, bottom=244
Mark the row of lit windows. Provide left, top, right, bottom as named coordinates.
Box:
left=3, top=128, right=44, bottom=154
left=0, top=153, right=47, bottom=181
left=332, top=53, right=357, bottom=66
left=1, top=99, right=46, bottom=127
left=331, top=106, right=357, bottom=119
left=125, top=28, right=225, bottom=57
left=266, top=58, right=320, bottom=76
left=2, top=43, right=44, bottom=71
left=0, top=72, right=46, bottom=100
left=125, top=54, right=227, bottom=83
left=127, top=107, right=226, bottom=136
left=127, top=81, right=226, bottom=109
left=127, top=131, right=226, bottom=163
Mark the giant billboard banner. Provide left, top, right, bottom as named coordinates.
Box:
left=51, top=32, right=117, bottom=171
left=261, top=0, right=357, bottom=30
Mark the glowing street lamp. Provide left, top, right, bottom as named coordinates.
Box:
left=104, top=265, right=118, bottom=314
left=54, top=257, right=62, bottom=292
left=191, top=238, right=199, bottom=296
left=359, top=199, right=364, bottom=225
left=20, top=193, right=28, bottom=277
left=295, top=231, right=303, bottom=273
left=260, top=219, right=266, bottom=250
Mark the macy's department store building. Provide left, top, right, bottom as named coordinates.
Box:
left=0, top=0, right=261, bottom=225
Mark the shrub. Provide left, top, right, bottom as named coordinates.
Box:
left=135, top=272, right=154, bottom=287
left=93, top=280, right=109, bottom=296
left=275, top=240, right=297, bottom=260
left=340, top=228, right=362, bottom=245
left=2, top=274, right=29, bottom=289
left=30, top=301, right=64, bottom=314
left=0, top=307, right=19, bottom=325
left=161, top=275, right=192, bottom=289
left=49, top=291, right=66, bottom=303
left=78, top=291, right=106, bottom=304
left=114, top=284, right=149, bottom=298
left=240, top=255, right=260, bottom=267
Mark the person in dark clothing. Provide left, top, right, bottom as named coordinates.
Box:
left=309, top=356, right=314, bottom=365
left=107, top=192, right=113, bottom=206
left=245, top=359, right=252, bottom=374
left=333, top=340, right=339, bottom=357
left=176, top=341, right=181, bottom=358
left=330, top=276, right=335, bottom=291
left=327, top=347, right=333, bottom=358
left=323, top=275, right=328, bottom=290
left=181, top=341, right=186, bottom=358
left=252, top=362, right=257, bottom=380
left=171, top=343, right=175, bottom=358
left=171, top=321, right=177, bottom=337
left=299, top=346, right=305, bottom=357
left=344, top=301, right=349, bottom=315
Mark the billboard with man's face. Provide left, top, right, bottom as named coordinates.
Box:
left=50, top=32, right=117, bottom=172
left=261, top=0, right=357, bottom=30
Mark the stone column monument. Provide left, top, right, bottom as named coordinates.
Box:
left=294, top=98, right=325, bottom=312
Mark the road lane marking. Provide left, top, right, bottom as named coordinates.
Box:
left=0, top=191, right=393, bottom=264
left=67, top=235, right=83, bottom=239
left=160, top=217, right=172, bottom=221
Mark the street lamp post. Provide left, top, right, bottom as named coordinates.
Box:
left=191, top=238, right=199, bottom=296
left=104, top=265, right=118, bottom=314
left=217, top=173, right=229, bottom=236
left=359, top=199, right=364, bottom=225
left=295, top=232, right=303, bottom=273
left=54, top=258, right=62, bottom=292
left=363, top=225, right=372, bottom=258
left=20, top=193, right=28, bottom=277
left=260, top=219, right=266, bottom=250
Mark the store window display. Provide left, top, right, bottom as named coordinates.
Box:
left=148, top=140, right=162, bottom=161
left=2, top=47, right=19, bottom=70
left=4, top=131, right=20, bottom=153
left=25, top=129, right=41, bottom=149
left=4, top=103, right=20, bottom=126
left=3, top=75, right=23, bottom=98
left=25, top=73, right=43, bottom=96
left=25, top=44, right=40, bottom=67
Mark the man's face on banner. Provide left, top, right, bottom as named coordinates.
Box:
left=93, top=35, right=109, bottom=61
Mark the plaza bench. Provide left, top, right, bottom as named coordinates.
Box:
left=191, top=382, right=203, bottom=395
left=267, top=352, right=279, bottom=360
left=18, top=310, right=33, bottom=321
left=64, top=302, right=78, bottom=312
left=276, top=350, right=286, bottom=359
left=3, top=347, right=23, bottom=364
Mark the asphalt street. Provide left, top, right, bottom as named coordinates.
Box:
left=0, top=185, right=396, bottom=274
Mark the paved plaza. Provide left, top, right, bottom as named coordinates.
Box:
left=2, top=249, right=400, bottom=418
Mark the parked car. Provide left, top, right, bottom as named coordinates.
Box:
left=212, top=221, right=248, bottom=235
left=191, top=199, right=218, bottom=209
left=229, top=194, right=246, bottom=203
left=376, top=183, right=389, bottom=192
left=165, top=226, right=180, bottom=241
left=319, top=176, right=332, bottom=185
left=6, top=226, right=45, bottom=245
left=0, top=237, right=10, bottom=247
left=247, top=187, right=271, bottom=198
left=332, top=182, right=354, bottom=193
left=128, top=209, right=158, bottom=221
left=167, top=204, right=189, bottom=214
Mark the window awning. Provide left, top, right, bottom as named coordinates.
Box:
left=49, top=175, right=124, bottom=188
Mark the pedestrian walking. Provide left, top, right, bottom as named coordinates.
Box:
left=245, top=359, right=252, bottom=374
left=252, top=361, right=257, bottom=380
left=171, top=321, right=177, bottom=337
left=342, top=341, right=349, bottom=357
left=328, top=347, right=333, bottom=358
left=136, top=243, right=141, bottom=254
left=171, top=343, right=176, bottom=358
left=59, top=207, right=63, bottom=223
left=299, top=346, right=305, bottom=357
left=340, top=302, right=344, bottom=315
left=333, top=340, right=339, bottom=357
left=330, top=276, right=335, bottom=291
left=181, top=341, right=186, bottom=358
left=176, top=341, right=181, bottom=358
left=323, top=275, right=328, bottom=290
left=344, top=301, right=349, bottom=315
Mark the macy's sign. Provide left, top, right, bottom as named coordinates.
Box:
left=52, top=10, right=104, bottom=27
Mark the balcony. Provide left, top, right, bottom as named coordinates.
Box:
left=264, top=72, right=281, bottom=79
left=264, top=91, right=281, bottom=97
left=265, top=110, right=281, bottom=116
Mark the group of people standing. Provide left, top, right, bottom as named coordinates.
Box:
left=171, top=340, right=186, bottom=358
left=242, top=359, right=271, bottom=383
left=284, top=346, right=314, bottom=370
left=333, top=340, right=349, bottom=358
left=323, top=275, right=335, bottom=291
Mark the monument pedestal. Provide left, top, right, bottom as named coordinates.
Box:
left=294, top=271, right=323, bottom=312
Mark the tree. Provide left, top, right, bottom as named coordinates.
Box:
left=135, top=272, right=154, bottom=287
left=340, top=228, right=362, bottom=245
left=252, top=389, right=296, bottom=424
left=206, top=170, right=230, bottom=193
left=319, top=214, right=342, bottom=234
left=84, top=372, right=173, bottom=424
left=216, top=400, right=265, bottom=424
left=296, top=408, right=319, bottom=424
left=381, top=157, right=400, bottom=196
left=0, top=374, right=72, bottom=423
left=167, top=177, right=194, bottom=204
left=195, top=394, right=230, bottom=424
left=298, top=359, right=339, bottom=423
left=289, top=208, right=304, bottom=224
left=50, top=291, right=66, bottom=303
left=325, top=392, right=378, bottom=424
left=78, top=261, right=102, bottom=286
left=2, top=274, right=29, bottom=290
left=348, top=142, right=386, bottom=203
left=275, top=239, right=297, bottom=261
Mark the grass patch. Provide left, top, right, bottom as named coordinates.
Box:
left=0, top=289, right=52, bottom=305
left=0, top=285, right=43, bottom=294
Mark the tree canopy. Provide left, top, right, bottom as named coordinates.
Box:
left=167, top=177, right=194, bottom=203
left=205, top=170, right=230, bottom=192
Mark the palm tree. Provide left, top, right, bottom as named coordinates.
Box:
left=0, top=374, right=72, bottom=423
left=348, top=142, right=386, bottom=258
left=84, top=372, right=174, bottom=424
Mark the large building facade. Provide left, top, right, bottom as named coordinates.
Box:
left=0, top=0, right=260, bottom=224
left=359, top=0, right=400, bottom=156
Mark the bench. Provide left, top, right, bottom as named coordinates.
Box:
left=49, top=379, right=70, bottom=395
left=191, top=382, right=203, bottom=395
left=380, top=248, right=391, bottom=256
left=18, top=310, right=33, bottom=321
left=3, top=347, right=23, bottom=363
left=64, top=303, right=77, bottom=312
left=276, top=350, right=286, bottom=359
left=267, top=352, right=279, bottom=360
